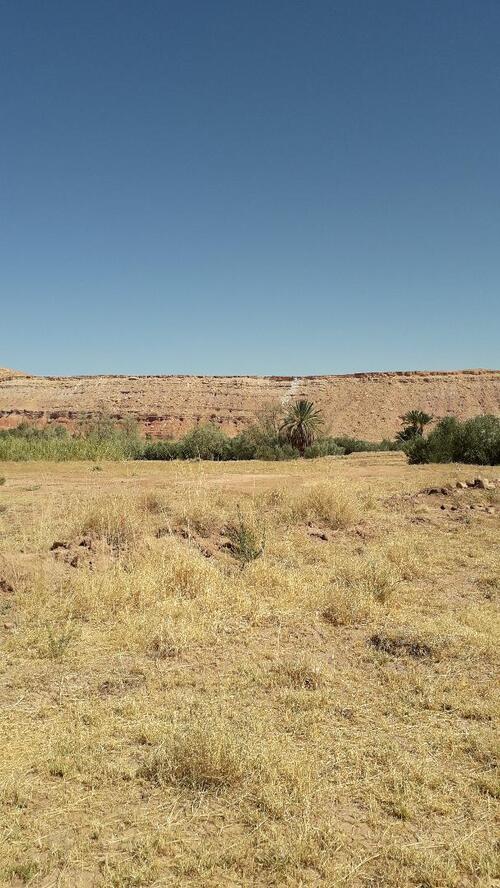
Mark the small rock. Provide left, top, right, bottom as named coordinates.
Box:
left=309, top=530, right=329, bottom=541
left=50, top=541, right=69, bottom=551
left=486, top=506, right=496, bottom=515
left=3, top=621, right=15, bottom=630
left=474, top=478, right=495, bottom=490
left=456, top=481, right=468, bottom=489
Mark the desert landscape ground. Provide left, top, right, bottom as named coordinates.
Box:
left=1, top=369, right=499, bottom=440
left=0, top=452, right=498, bottom=887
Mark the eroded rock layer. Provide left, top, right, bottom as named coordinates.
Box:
left=0, top=369, right=499, bottom=441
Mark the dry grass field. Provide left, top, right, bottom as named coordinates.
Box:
left=0, top=453, right=498, bottom=887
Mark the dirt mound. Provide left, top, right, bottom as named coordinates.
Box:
left=0, top=368, right=499, bottom=440
left=0, top=367, right=29, bottom=381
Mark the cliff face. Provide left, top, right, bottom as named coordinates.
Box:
left=0, top=369, right=499, bottom=441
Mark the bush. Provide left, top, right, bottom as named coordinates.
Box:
left=304, top=438, right=344, bottom=458
left=458, top=415, right=500, bottom=465
left=178, top=424, right=233, bottom=460
left=0, top=416, right=142, bottom=461
left=229, top=411, right=300, bottom=461
left=405, top=415, right=500, bottom=465
left=228, top=431, right=260, bottom=460
left=332, top=436, right=401, bottom=454
left=405, top=436, right=432, bottom=464
left=140, top=715, right=248, bottom=789
left=254, top=442, right=299, bottom=461
left=416, top=416, right=460, bottom=463
left=141, top=440, right=181, bottom=460
left=289, top=481, right=359, bottom=530
left=226, top=507, right=265, bottom=569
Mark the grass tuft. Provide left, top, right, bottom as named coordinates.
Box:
left=140, top=714, right=248, bottom=790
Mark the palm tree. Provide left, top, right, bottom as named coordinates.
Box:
left=281, top=400, right=324, bottom=455
left=400, top=410, right=433, bottom=437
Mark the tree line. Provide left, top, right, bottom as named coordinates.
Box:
left=0, top=401, right=498, bottom=464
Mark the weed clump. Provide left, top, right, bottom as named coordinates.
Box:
left=225, top=508, right=265, bottom=569
left=288, top=481, right=359, bottom=530
left=369, top=631, right=434, bottom=659
left=322, top=556, right=398, bottom=625
left=79, top=499, right=142, bottom=551
left=270, top=658, right=325, bottom=690
left=140, top=716, right=248, bottom=790
left=40, top=621, right=78, bottom=659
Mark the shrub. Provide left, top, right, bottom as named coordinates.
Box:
left=270, top=658, right=325, bottom=690
left=405, top=414, right=500, bottom=465
left=140, top=715, right=247, bottom=789
left=322, top=556, right=398, bottom=625
left=304, top=438, right=344, bottom=458
left=289, top=481, right=359, bottom=529
left=229, top=431, right=260, bottom=460
left=42, top=622, right=78, bottom=659
left=226, top=508, right=265, bottom=569
left=322, top=586, right=372, bottom=626
left=79, top=499, right=143, bottom=551
left=458, top=415, right=500, bottom=465
left=229, top=405, right=300, bottom=460
left=0, top=416, right=142, bottom=461
left=332, top=436, right=401, bottom=454
left=179, top=424, right=232, bottom=460
left=405, top=436, right=432, bottom=464
left=141, top=440, right=181, bottom=460
left=254, top=442, right=299, bottom=461
left=422, top=416, right=460, bottom=463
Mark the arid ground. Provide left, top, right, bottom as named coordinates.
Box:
left=0, top=454, right=498, bottom=887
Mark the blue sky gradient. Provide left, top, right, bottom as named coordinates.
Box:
left=1, top=0, right=499, bottom=375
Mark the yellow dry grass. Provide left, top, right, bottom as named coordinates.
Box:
left=0, top=453, right=498, bottom=887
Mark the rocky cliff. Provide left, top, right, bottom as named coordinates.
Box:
left=0, top=368, right=499, bottom=441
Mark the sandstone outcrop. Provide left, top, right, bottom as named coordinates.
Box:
left=0, top=368, right=498, bottom=441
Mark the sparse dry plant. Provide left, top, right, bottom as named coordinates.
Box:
left=79, top=498, right=142, bottom=550
left=284, top=479, right=359, bottom=529
left=140, top=713, right=248, bottom=790
left=39, top=619, right=79, bottom=659
left=226, top=506, right=265, bottom=569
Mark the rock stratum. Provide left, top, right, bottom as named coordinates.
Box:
left=0, top=368, right=499, bottom=441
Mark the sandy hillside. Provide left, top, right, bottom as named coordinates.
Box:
left=0, top=367, right=499, bottom=440
left=0, top=367, right=29, bottom=381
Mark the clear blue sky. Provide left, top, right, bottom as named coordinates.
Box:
left=1, top=0, right=499, bottom=376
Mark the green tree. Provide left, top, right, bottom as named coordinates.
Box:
left=281, top=400, right=324, bottom=456
left=397, top=410, right=433, bottom=442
